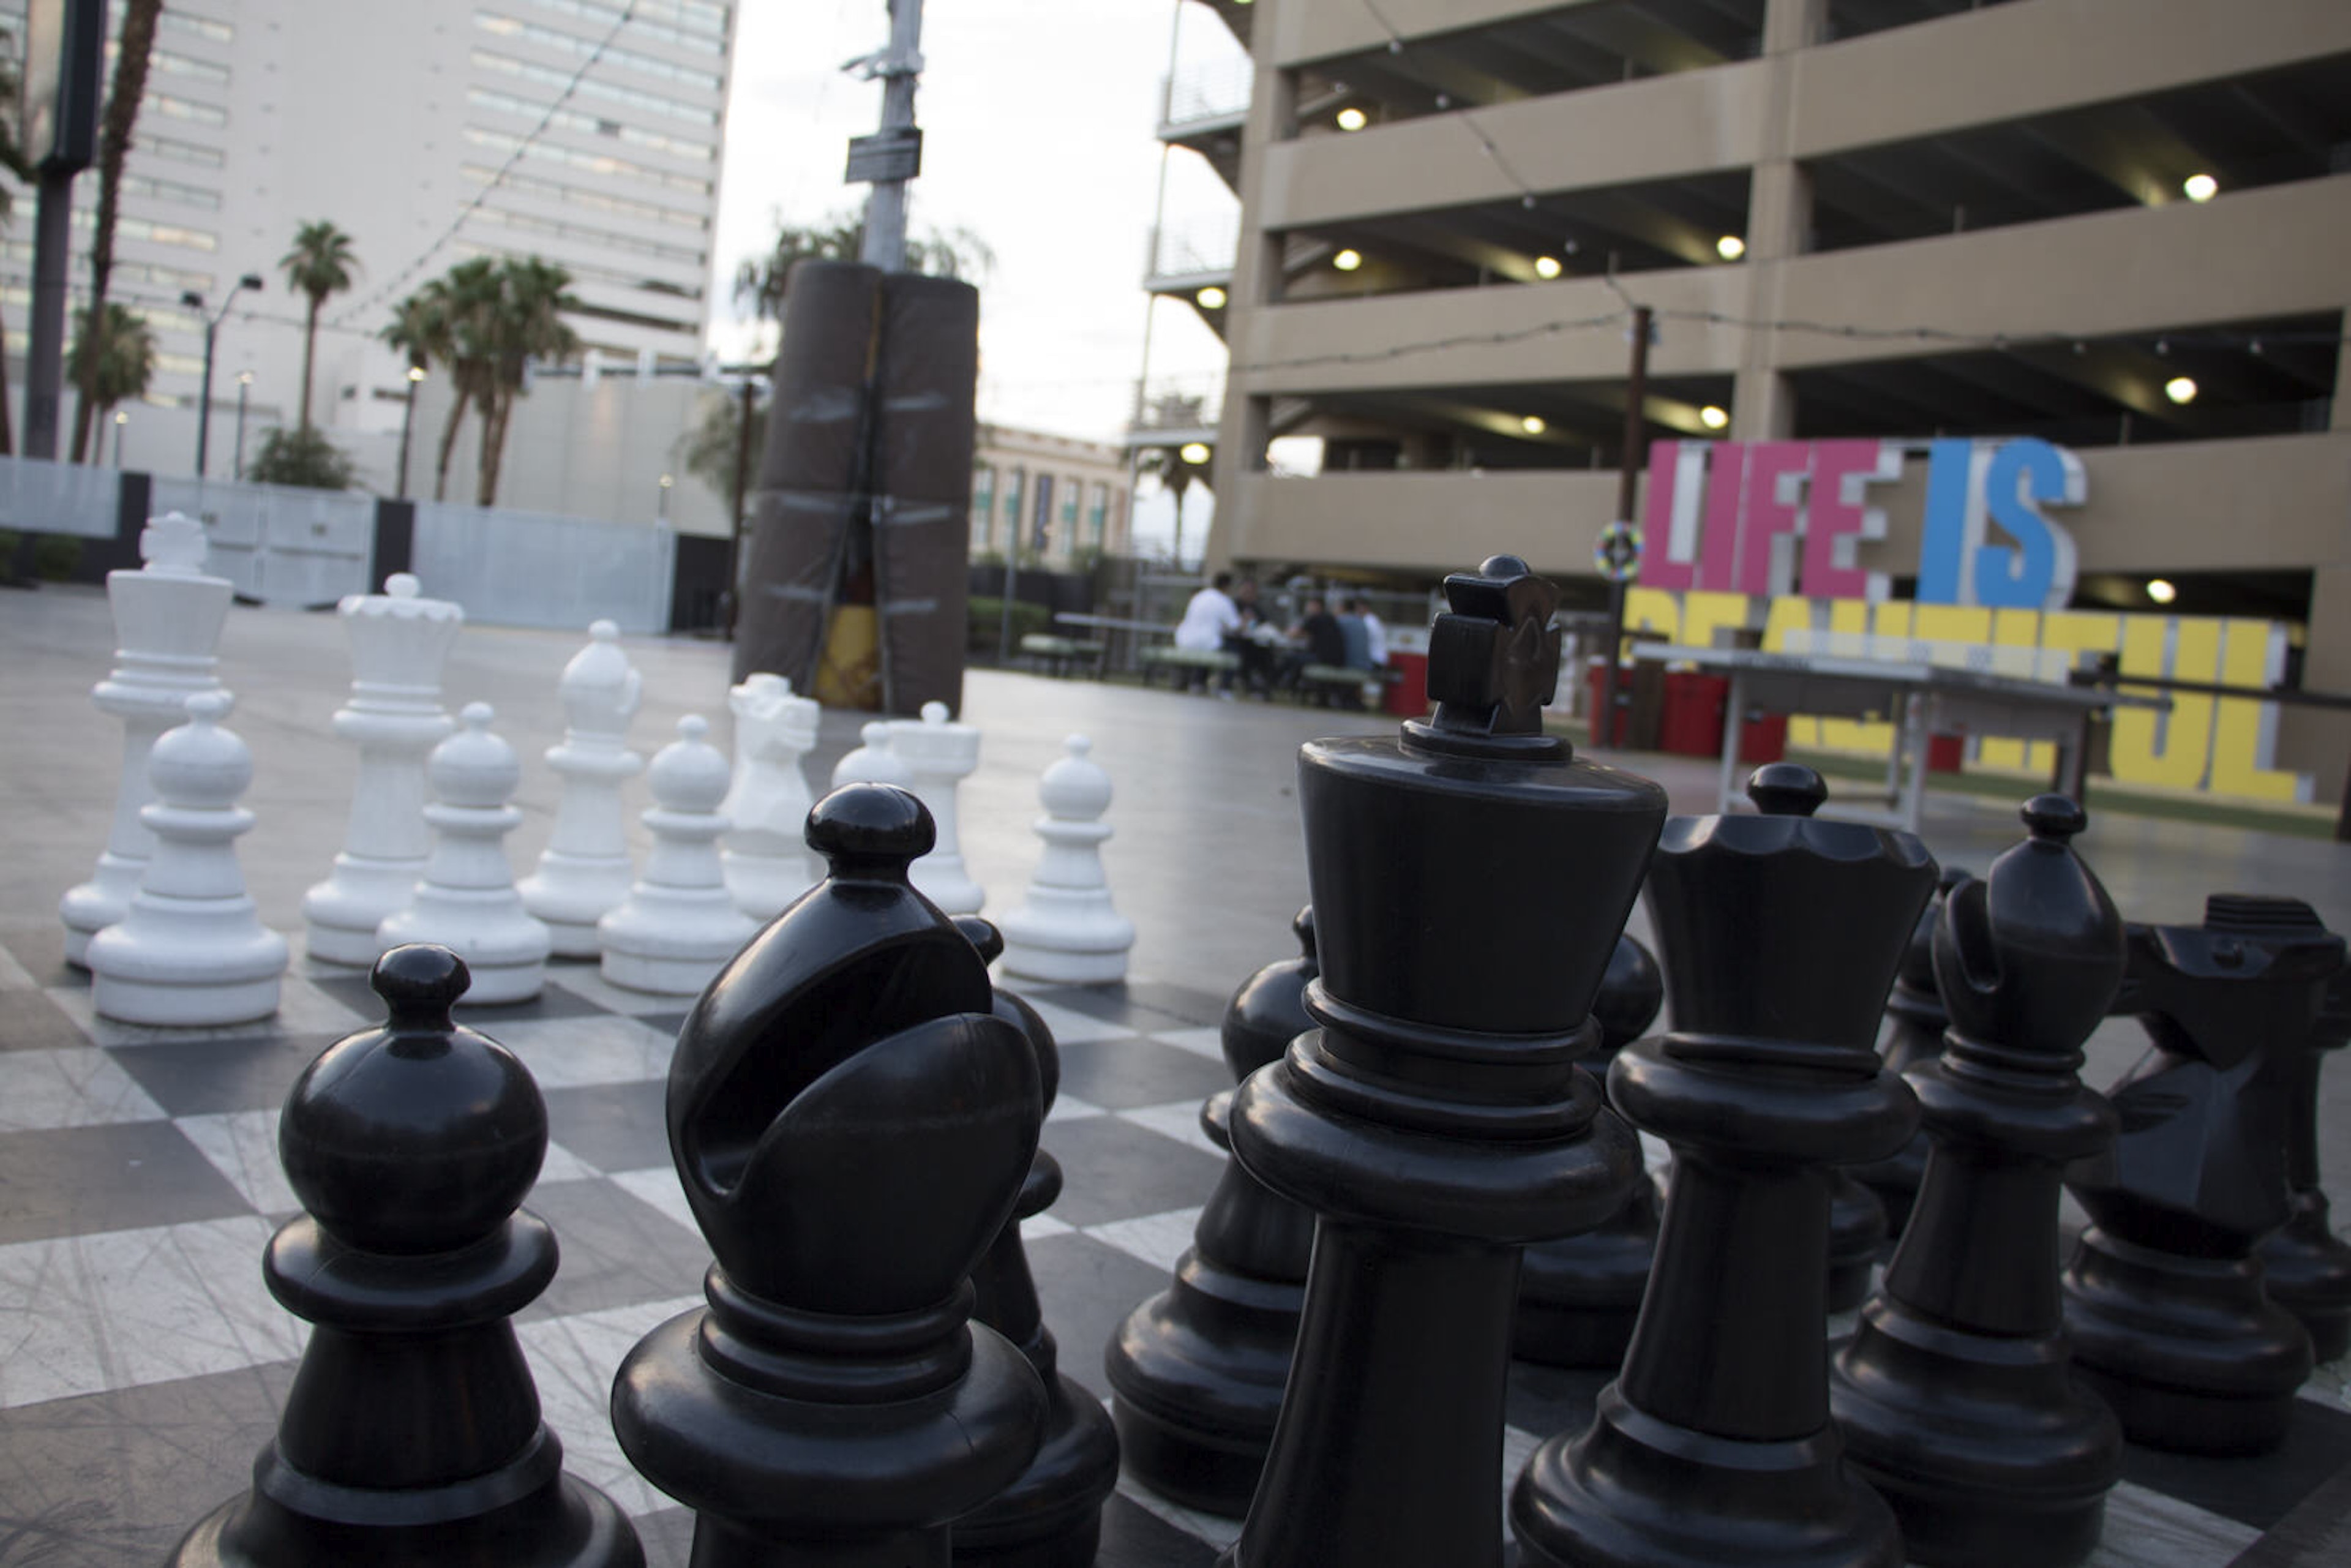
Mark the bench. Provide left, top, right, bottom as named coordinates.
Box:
left=1018, top=633, right=1106, bottom=678
left=1294, top=662, right=1399, bottom=708
left=1139, top=645, right=1240, bottom=691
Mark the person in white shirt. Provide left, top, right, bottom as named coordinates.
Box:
left=1174, top=572, right=1242, bottom=651
left=1352, top=597, right=1389, bottom=667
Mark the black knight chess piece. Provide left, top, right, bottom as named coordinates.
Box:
left=2061, top=894, right=2344, bottom=1454
left=1850, top=865, right=1972, bottom=1239
left=1106, top=907, right=1320, bottom=1514
left=2260, top=965, right=2351, bottom=1362
left=1219, top=556, right=1660, bottom=1568
left=1831, top=798, right=2124, bottom=1568
left=953, top=917, right=1122, bottom=1567
left=611, top=785, right=1048, bottom=1566
left=170, top=945, right=643, bottom=1568
left=1513, top=763, right=1932, bottom=1568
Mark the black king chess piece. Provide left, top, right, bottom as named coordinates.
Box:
left=952, top=916, right=1122, bottom=1567
left=1850, top=865, right=1973, bottom=1239
left=612, top=785, right=1048, bottom=1567
left=2061, top=893, right=2343, bottom=1453
left=1220, top=556, right=1660, bottom=1568
left=2261, top=964, right=2351, bottom=1362
left=1106, top=906, right=1319, bottom=1515
left=1513, top=762, right=1932, bottom=1568
left=171, top=945, right=643, bottom=1568
left=1831, top=798, right=2124, bottom=1568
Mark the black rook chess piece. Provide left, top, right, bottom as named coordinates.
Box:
left=1515, top=930, right=1667, bottom=1368
left=2061, top=893, right=2343, bottom=1454
left=1849, top=865, right=1971, bottom=1239
left=953, top=917, right=1122, bottom=1567
left=2261, top=965, right=2351, bottom=1362
left=1830, top=798, right=2124, bottom=1568
left=611, top=784, right=1048, bottom=1567
left=170, top=944, right=643, bottom=1568
left=1220, top=556, right=1660, bottom=1568
left=1513, top=762, right=1932, bottom=1568
left=1106, top=906, right=1319, bottom=1515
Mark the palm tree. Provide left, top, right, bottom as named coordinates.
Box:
left=0, top=24, right=31, bottom=455
left=280, top=220, right=359, bottom=432
left=733, top=212, right=994, bottom=322
left=1138, top=446, right=1202, bottom=568
left=402, top=260, right=501, bottom=502
left=66, top=304, right=158, bottom=435
left=69, top=0, right=163, bottom=463
left=474, top=257, right=579, bottom=506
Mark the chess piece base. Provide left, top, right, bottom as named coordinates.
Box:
left=952, top=1371, right=1119, bottom=1567
left=88, top=908, right=288, bottom=1027
left=59, top=852, right=147, bottom=967
left=2262, top=1195, right=2351, bottom=1365
left=598, top=888, right=754, bottom=997
left=997, top=940, right=1131, bottom=985
left=997, top=891, right=1133, bottom=985
left=92, top=969, right=283, bottom=1028
left=168, top=1470, right=642, bottom=1568
left=520, top=855, right=636, bottom=957
left=303, top=856, right=428, bottom=966
left=1827, top=1173, right=1889, bottom=1315
left=721, top=847, right=815, bottom=923
left=1513, top=1179, right=1657, bottom=1369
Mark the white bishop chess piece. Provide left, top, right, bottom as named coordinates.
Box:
left=88, top=692, right=290, bottom=1026
left=301, top=574, right=463, bottom=964
left=720, top=673, right=821, bottom=921
left=599, top=715, right=759, bottom=996
left=519, top=621, right=644, bottom=955
left=890, top=700, right=985, bottom=915
left=831, top=719, right=915, bottom=790
left=377, top=703, right=550, bottom=1004
left=60, top=512, right=233, bottom=967
left=998, top=734, right=1135, bottom=984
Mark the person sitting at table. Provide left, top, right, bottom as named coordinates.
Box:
left=1173, top=572, right=1242, bottom=693
left=1348, top=596, right=1389, bottom=669
left=1224, top=579, right=1279, bottom=699
left=1335, top=599, right=1374, bottom=673
left=1277, top=597, right=1346, bottom=692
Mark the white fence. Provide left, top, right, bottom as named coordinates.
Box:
left=413, top=503, right=676, bottom=635
left=155, top=476, right=376, bottom=607
left=0, top=457, right=121, bottom=540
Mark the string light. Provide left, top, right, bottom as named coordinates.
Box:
left=2165, top=376, right=2198, bottom=404
left=1716, top=235, right=1746, bottom=261
left=1333, top=249, right=1364, bottom=271
left=1698, top=405, right=1730, bottom=429
left=2183, top=173, right=2218, bottom=203
left=1520, top=415, right=1547, bottom=434
left=1337, top=107, right=1368, bottom=132
left=1533, top=255, right=1562, bottom=279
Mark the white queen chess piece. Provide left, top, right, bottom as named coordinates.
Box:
left=720, top=673, right=821, bottom=921
left=599, top=715, right=759, bottom=996
left=831, top=719, right=915, bottom=790
left=890, top=700, right=985, bottom=915
left=519, top=621, right=644, bottom=955
left=60, top=512, right=233, bottom=966
left=377, top=703, right=551, bottom=1004
left=998, top=735, right=1135, bottom=984
left=88, top=692, right=290, bottom=1026
left=301, top=574, right=463, bottom=964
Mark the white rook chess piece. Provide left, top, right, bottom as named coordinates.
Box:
left=302, top=573, right=463, bottom=964
left=519, top=620, right=643, bottom=955
left=998, top=735, right=1134, bottom=984
left=88, top=692, right=290, bottom=1026
left=600, top=715, right=758, bottom=996
left=832, top=719, right=915, bottom=790
left=721, top=673, right=821, bottom=921
left=60, top=512, right=233, bottom=967
left=890, top=700, right=985, bottom=915
left=377, top=703, right=550, bottom=1004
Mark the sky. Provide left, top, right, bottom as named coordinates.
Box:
left=710, top=1, right=1243, bottom=555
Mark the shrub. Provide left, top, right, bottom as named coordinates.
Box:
left=247, top=427, right=359, bottom=490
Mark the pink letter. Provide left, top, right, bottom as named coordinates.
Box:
left=1736, top=441, right=1812, bottom=598
left=1696, top=443, right=1747, bottom=592
left=1639, top=440, right=1706, bottom=592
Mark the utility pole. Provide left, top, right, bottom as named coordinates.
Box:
left=850, top=0, right=925, bottom=272
left=1595, top=304, right=1652, bottom=749
left=727, top=373, right=759, bottom=638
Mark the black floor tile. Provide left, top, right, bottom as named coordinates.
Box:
left=1043, top=981, right=1229, bottom=1032
left=1056, top=1040, right=1234, bottom=1112
left=1097, top=1490, right=1221, bottom=1566
left=523, top=1177, right=710, bottom=1318
left=2120, top=1395, right=2351, bottom=1531
left=1027, top=1231, right=1188, bottom=1405
left=1043, top=1116, right=1226, bottom=1229
left=0, top=1121, right=255, bottom=1245
left=0, top=922, right=80, bottom=990
left=540, top=1080, right=674, bottom=1176
left=105, top=1033, right=336, bottom=1116
left=0, top=987, right=104, bottom=1052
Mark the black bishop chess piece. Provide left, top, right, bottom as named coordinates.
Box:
left=952, top=916, right=1122, bottom=1567
left=1830, top=798, right=2124, bottom=1568
left=1219, top=555, right=1660, bottom=1568
left=1512, top=762, right=1932, bottom=1568
left=170, top=944, right=643, bottom=1568
left=1849, top=865, right=1972, bottom=1240
left=611, top=784, right=1048, bottom=1567
left=2061, top=893, right=2344, bottom=1454
left=1515, top=930, right=1667, bottom=1367
left=2261, top=964, right=2351, bottom=1362
left=1106, top=906, right=1319, bottom=1515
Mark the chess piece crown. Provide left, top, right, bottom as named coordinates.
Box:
left=339, top=572, right=462, bottom=713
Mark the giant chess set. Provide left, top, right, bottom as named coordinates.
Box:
left=2, top=532, right=2348, bottom=1566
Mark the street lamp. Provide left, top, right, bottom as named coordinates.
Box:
left=184, top=272, right=264, bottom=478
left=233, top=372, right=253, bottom=481
left=111, top=409, right=128, bottom=467
left=396, top=365, right=426, bottom=500
left=658, top=473, right=673, bottom=520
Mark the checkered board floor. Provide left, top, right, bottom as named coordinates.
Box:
left=4, top=925, right=2349, bottom=1567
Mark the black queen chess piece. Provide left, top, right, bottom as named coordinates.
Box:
left=2261, top=964, right=2351, bottom=1363
left=1849, top=865, right=1973, bottom=1240
left=2061, top=893, right=2344, bottom=1454
left=170, top=944, right=643, bottom=1568
left=1219, top=556, right=1662, bottom=1568
left=611, top=785, right=1048, bottom=1567
left=1830, top=798, right=2125, bottom=1568
left=1512, top=762, right=1933, bottom=1568
left=1106, top=906, right=1321, bottom=1514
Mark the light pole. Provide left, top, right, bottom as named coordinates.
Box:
left=658, top=473, right=673, bottom=522
left=396, top=365, right=426, bottom=499
left=184, top=272, right=264, bottom=478
left=111, top=409, right=127, bottom=467
left=233, top=372, right=253, bottom=481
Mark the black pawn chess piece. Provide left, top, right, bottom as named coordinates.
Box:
left=611, top=784, right=1048, bottom=1566
left=1106, top=906, right=1320, bottom=1514
left=170, top=944, right=643, bottom=1568
left=1221, top=557, right=1659, bottom=1568
left=1831, top=798, right=2124, bottom=1568
left=1515, top=931, right=1667, bottom=1367
left=2262, top=966, right=2351, bottom=1363
left=953, top=916, right=1122, bottom=1567
left=1850, top=865, right=1972, bottom=1239
left=2062, top=893, right=2343, bottom=1454
left=1513, top=762, right=1932, bottom=1568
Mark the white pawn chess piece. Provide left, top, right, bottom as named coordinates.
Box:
left=997, top=735, right=1135, bottom=984
left=377, top=703, right=551, bottom=1004
left=60, top=512, right=233, bottom=967
left=831, top=719, right=915, bottom=790
left=301, top=573, right=463, bottom=964
left=88, top=692, right=290, bottom=1026
left=890, top=700, right=984, bottom=915
left=519, top=620, right=644, bottom=955
left=720, top=673, right=821, bottom=920
left=599, top=715, right=759, bottom=996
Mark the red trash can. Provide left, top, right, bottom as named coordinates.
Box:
left=1659, top=672, right=1729, bottom=757
left=1383, top=651, right=1430, bottom=718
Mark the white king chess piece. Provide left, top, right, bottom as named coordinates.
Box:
left=88, top=692, right=290, bottom=1026
left=599, top=715, right=759, bottom=996
left=890, top=700, right=984, bottom=915
left=719, top=673, right=821, bottom=921
left=997, top=734, right=1135, bottom=984
left=301, top=574, right=463, bottom=963
left=60, top=512, right=233, bottom=966
left=520, top=621, right=645, bottom=955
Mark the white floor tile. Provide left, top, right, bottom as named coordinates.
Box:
left=2085, top=1480, right=2261, bottom=1566
left=519, top=1296, right=701, bottom=1519
left=494, top=1014, right=677, bottom=1089
left=609, top=1166, right=700, bottom=1235
left=1148, top=1026, right=1229, bottom=1062
left=1084, top=1207, right=1203, bottom=1274
left=1047, top=1095, right=1106, bottom=1123
left=0, top=1048, right=167, bottom=1132
left=175, top=1110, right=296, bottom=1214
left=1017, top=997, right=1139, bottom=1046
left=1117, top=1101, right=1221, bottom=1158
